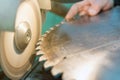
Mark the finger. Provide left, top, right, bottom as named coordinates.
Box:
left=103, top=0, right=114, bottom=11
left=103, top=3, right=113, bottom=11
left=79, top=10, right=87, bottom=16
left=87, top=5, right=101, bottom=16
left=65, top=1, right=88, bottom=21
left=80, top=5, right=90, bottom=16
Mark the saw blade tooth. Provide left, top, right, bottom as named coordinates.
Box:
left=36, top=51, right=45, bottom=55
left=55, top=24, right=60, bottom=28
left=39, top=55, right=47, bottom=61
left=46, top=31, right=50, bottom=34
left=38, top=41, right=42, bottom=45
left=44, top=61, right=54, bottom=69
left=35, top=46, right=40, bottom=51
left=61, top=21, right=65, bottom=24
left=36, top=42, right=40, bottom=45
left=36, top=52, right=40, bottom=55
left=44, top=61, right=53, bottom=71
left=50, top=27, right=54, bottom=31
left=45, top=58, right=63, bottom=68
left=42, top=33, right=47, bottom=37
left=36, top=46, right=42, bottom=51
left=36, top=42, right=41, bottom=47
left=51, top=66, right=63, bottom=78
left=38, top=38, right=42, bottom=42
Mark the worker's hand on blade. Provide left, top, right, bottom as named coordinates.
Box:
left=65, top=0, right=114, bottom=21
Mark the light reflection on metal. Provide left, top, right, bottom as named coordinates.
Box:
left=15, top=22, right=31, bottom=51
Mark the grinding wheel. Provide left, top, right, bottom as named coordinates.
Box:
left=0, top=0, right=42, bottom=79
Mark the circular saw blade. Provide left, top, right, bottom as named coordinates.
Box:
left=51, top=40, right=120, bottom=80
left=0, top=0, right=42, bottom=79
left=38, top=7, right=120, bottom=80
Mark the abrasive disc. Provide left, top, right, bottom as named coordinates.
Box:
left=0, top=0, right=42, bottom=79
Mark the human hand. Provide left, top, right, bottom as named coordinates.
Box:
left=65, top=0, right=114, bottom=21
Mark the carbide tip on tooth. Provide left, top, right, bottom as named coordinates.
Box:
left=50, top=27, right=54, bottom=31
left=61, top=21, right=65, bottom=24
left=44, top=61, right=53, bottom=71
left=44, top=61, right=54, bottom=69
left=39, top=55, right=47, bottom=61
left=36, top=42, right=41, bottom=47
left=51, top=67, right=63, bottom=78
left=36, top=46, right=41, bottom=51
left=36, top=51, right=45, bottom=55
left=35, top=47, right=40, bottom=51
left=42, top=33, right=47, bottom=37
left=36, top=52, right=40, bottom=55
left=55, top=24, right=60, bottom=27
left=46, top=31, right=50, bottom=34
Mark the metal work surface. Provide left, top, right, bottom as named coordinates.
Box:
left=37, top=7, right=120, bottom=80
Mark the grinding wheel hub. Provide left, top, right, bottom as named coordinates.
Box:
left=15, top=21, right=32, bottom=52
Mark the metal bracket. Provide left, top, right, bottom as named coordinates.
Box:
left=38, top=0, right=51, bottom=10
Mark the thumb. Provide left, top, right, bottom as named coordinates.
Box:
left=88, top=6, right=101, bottom=16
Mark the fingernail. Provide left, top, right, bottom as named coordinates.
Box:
left=79, top=11, right=86, bottom=16
left=88, top=8, right=97, bottom=16
left=65, top=17, right=70, bottom=22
